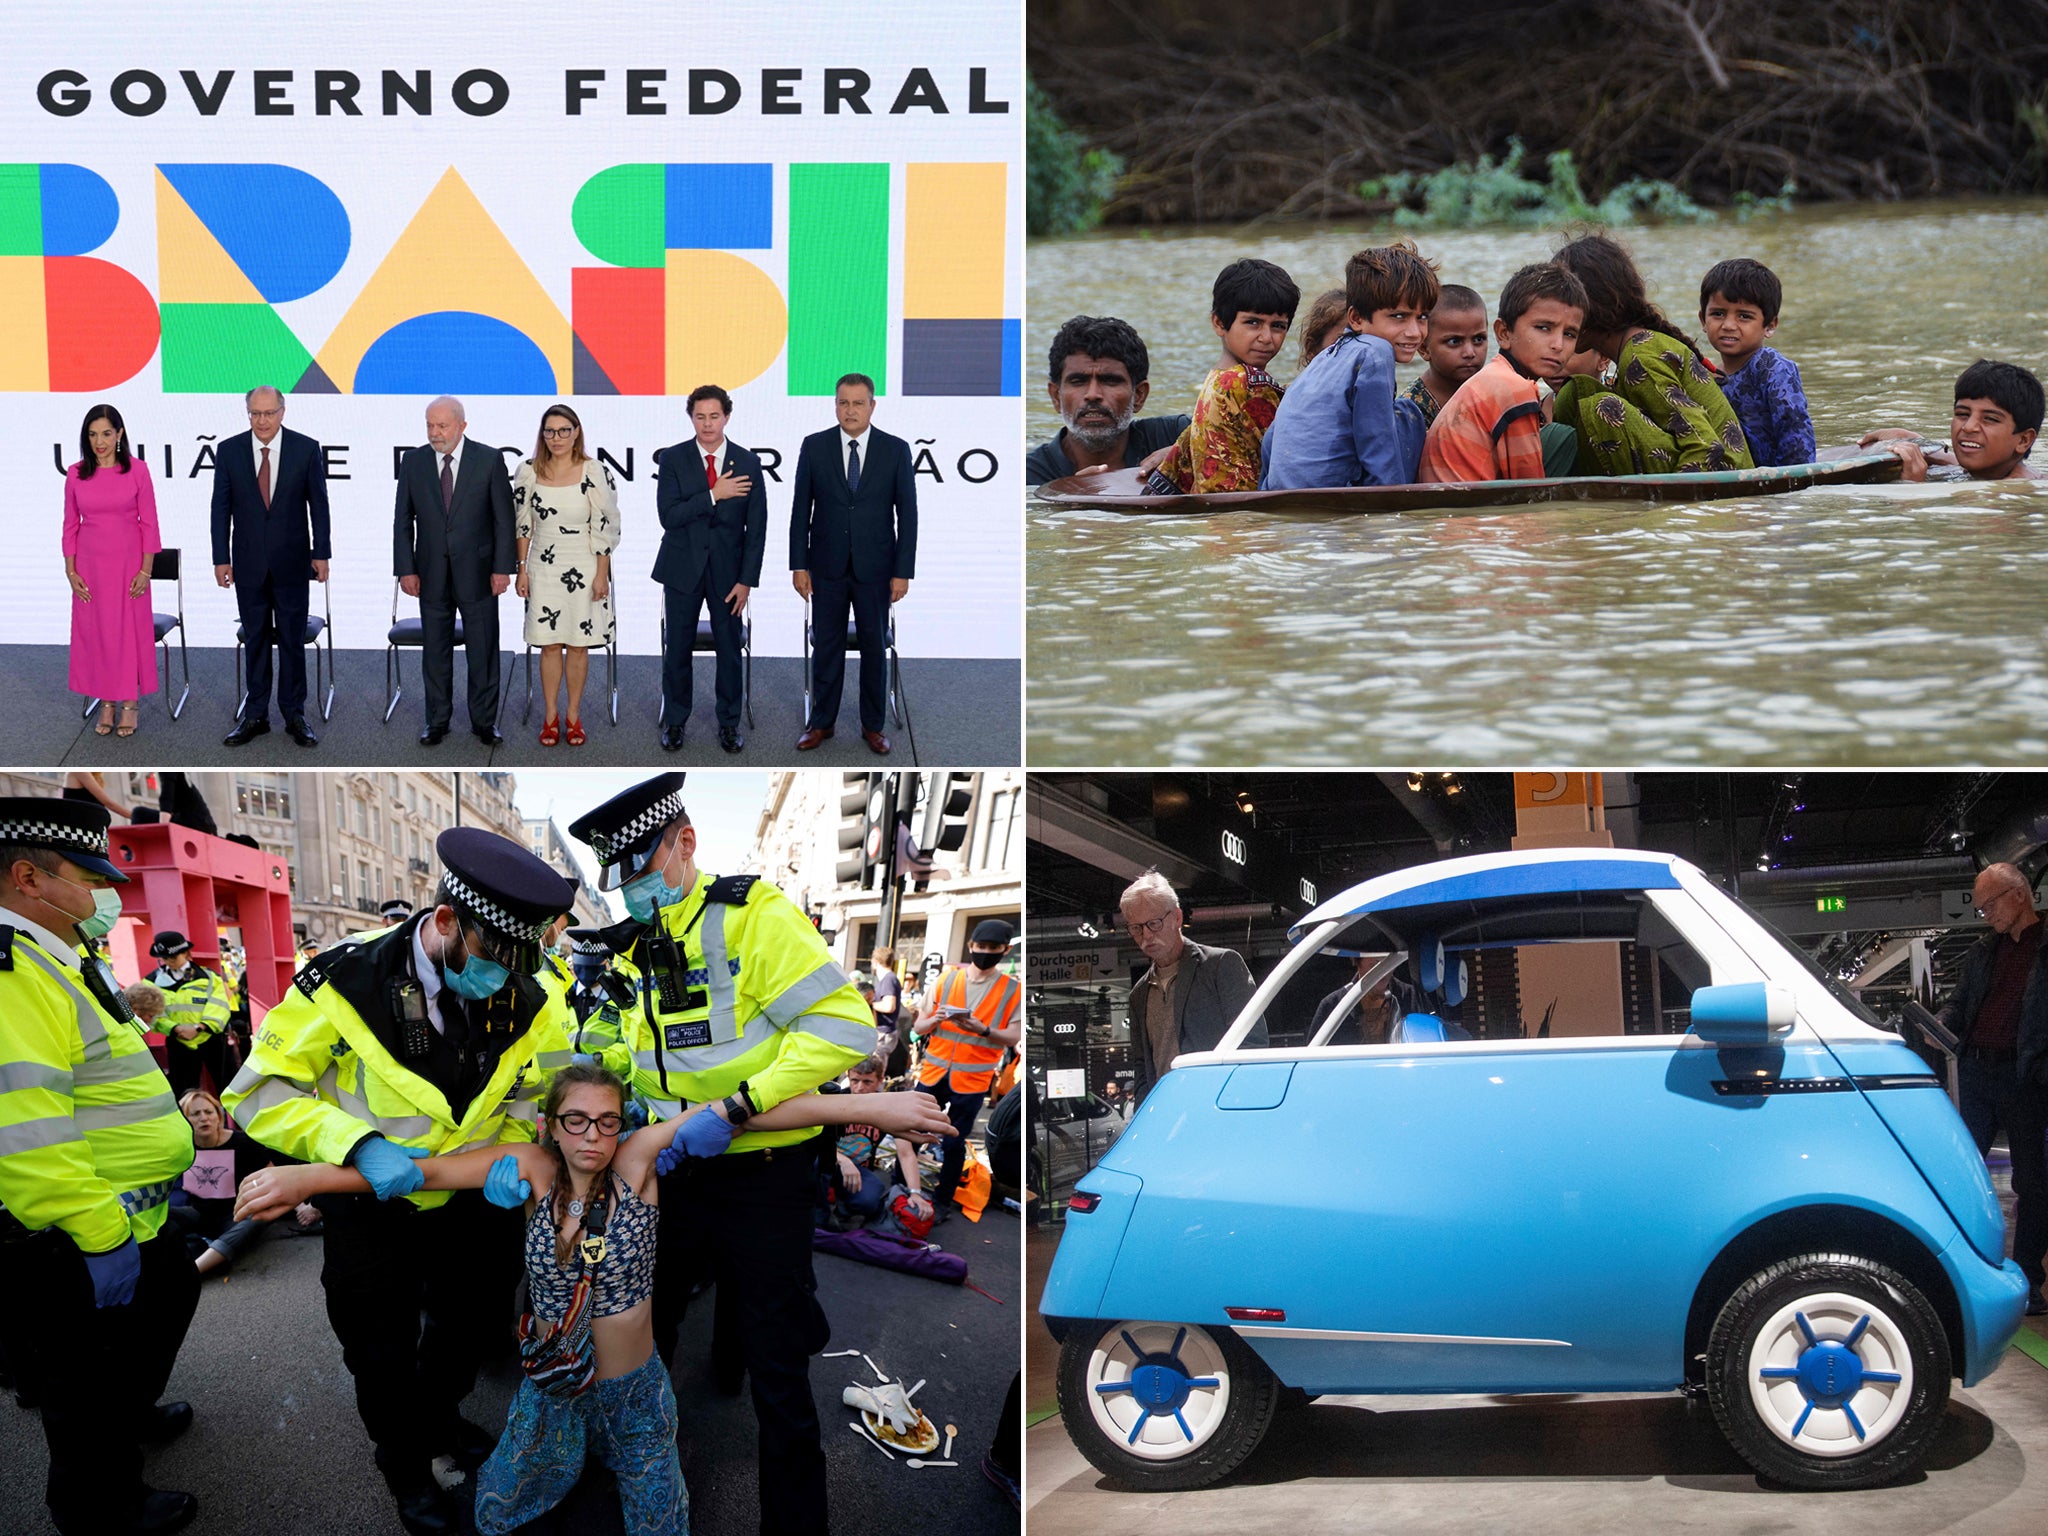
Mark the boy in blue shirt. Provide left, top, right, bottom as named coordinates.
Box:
left=1263, top=241, right=1440, bottom=489
left=1700, top=258, right=1815, bottom=467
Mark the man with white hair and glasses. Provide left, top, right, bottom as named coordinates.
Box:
left=1120, top=870, right=1263, bottom=1103
left=1938, top=860, right=2048, bottom=1314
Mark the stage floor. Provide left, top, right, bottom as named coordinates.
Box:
left=6, top=645, right=1020, bottom=768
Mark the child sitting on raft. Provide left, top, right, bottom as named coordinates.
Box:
left=1861, top=359, right=2043, bottom=481
left=1548, top=232, right=1754, bottom=475
left=1296, top=288, right=1350, bottom=371
left=1699, top=257, right=1815, bottom=467
left=1262, top=240, right=1439, bottom=490
left=1420, top=264, right=1588, bottom=484
left=234, top=1062, right=952, bottom=1535
left=1146, top=257, right=1298, bottom=494
left=1404, top=284, right=1491, bottom=430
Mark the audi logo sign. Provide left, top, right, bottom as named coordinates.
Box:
left=1221, top=830, right=1246, bottom=865
left=1299, top=877, right=1317, bottom=905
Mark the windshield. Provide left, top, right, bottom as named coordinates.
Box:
left=1728, top=889, right=1889, bottom=1029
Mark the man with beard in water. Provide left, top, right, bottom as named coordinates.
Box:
left=1026, top=315, right=1191, bottom=484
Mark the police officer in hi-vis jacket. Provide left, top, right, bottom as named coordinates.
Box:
left=0, top=796, right=202, bottom=1536
left=225, top=828, right=576, bottom=1536
left=568, top=772, right=877, bottom=1536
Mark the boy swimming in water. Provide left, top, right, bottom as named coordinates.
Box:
left=1405, top=285, right=1490, bottom=429
left=1262, top=240, right=1440, bottom=489
left=1862, top=360, right=2043, bottom=481
left=1419, top=264, right=1587, bottom=484
left=1147, top=257, right=1299, bottom=494
left=1699, top=257, right=1815, bottom=467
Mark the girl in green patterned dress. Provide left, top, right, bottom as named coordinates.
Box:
left=1548, top=233, right=1754, bottom=476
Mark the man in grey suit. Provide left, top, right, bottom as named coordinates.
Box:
left=393, top=396, right=515, bottom=745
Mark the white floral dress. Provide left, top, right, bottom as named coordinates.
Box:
left=513, top=460, right=620, bottom=647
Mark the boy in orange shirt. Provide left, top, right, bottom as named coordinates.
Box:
left=1420, top=263, right=1588, bottom=484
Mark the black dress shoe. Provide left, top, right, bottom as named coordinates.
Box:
left=719, top=726, right=744, bottom=754
left=135, top=1489, right=198, bottom=1535
left=222, top=717, right=270, bottom=747
left=285, top=717, right=318, bottom=747
left=420, top=726, right=448, bottom=746
left=474, top=727, right=504, bottom=747
left=660, top=724, right=685, bottom=752
left=444, top=1417, right=498, bottom=1474
left=139, top=1400, right=193, bottom=1443
left=377, top=1451, right=462, bottom=1536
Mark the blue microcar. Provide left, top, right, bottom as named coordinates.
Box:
left=1041, top=848, right=2030, bottom=1491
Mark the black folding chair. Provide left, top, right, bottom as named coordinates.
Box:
left=384, top=578, right=463, bottom=724
left=656, top=604, right=753, bottom=728
left=86, top=548, right=190, bottom=722
left=801, top=599, right=900, bottom=727
left=234, top=578, right=334, bottom=722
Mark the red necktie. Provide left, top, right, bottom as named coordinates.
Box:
left=258, top=445, right=272, bottom=508
left=705, top=453, right=718, bottom=487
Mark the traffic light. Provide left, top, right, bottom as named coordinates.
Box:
left=920, top=772, right=979, bottom=856
left=836, top=773, right=887, bottom=887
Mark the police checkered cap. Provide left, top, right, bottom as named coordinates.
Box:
left=571, top=937, right=608, bottom=958
left=0, top=796, right=128, bottom=882
left=569, top=774, right=688, bottom=889
left=443, top=869, right=551, bottom=947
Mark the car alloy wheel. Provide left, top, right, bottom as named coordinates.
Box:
left=1706, top=1252, right=1949, bottom=1490
left=1057, top=1319, right=1280, bottom=1490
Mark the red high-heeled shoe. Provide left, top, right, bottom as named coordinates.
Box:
left=539, top=719, right=560, bottom=747
left=565, top=719, right=587, bottom=747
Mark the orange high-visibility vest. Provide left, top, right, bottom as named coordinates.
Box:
left=916, top=966, right=1020, bottom=1094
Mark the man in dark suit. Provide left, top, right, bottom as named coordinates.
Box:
left=393, top=395, right=515, bottom=746
left=789, top=373, right=917, bottom=755
left=654, top=385, right=767, bottom=755
left=212, top=385, right=330, bottom=747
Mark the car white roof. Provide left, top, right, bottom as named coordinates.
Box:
left=1289, top=846, right=1692, bottom=944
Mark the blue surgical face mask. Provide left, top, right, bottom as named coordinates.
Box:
left=445, top=949, right=510, bottom=1000
left=622, top=845, right=690, bottom=924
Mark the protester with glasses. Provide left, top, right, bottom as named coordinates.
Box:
left=514, top=404, right=620, bottom=747
left=1938, top=861, right=2048, bottom=1315
left=236, top=1059, right=951, bottom=1534
left=1119, top=870, right=1265, bottom=1103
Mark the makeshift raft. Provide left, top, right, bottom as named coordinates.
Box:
left=1036, top=450, right=1907, bottom=516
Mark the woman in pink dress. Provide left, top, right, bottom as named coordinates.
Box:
left=63, top=404, right=161, bottom=737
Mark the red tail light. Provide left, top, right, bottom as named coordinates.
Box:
left=1225, top=1306, right=1287, bottom=1322
left=1067, top=1191, right=1101, bottom=1214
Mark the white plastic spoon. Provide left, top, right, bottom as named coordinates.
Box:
left=849, top=1423, right=895, bottom=1460
left=906, top=1459, right=957, bottom=1469
left=943, top=1424, right=957, bottom=1459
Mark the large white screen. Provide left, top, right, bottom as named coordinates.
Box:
left=4, top=0, right=1022, bottom=659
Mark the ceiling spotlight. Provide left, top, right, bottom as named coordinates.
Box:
left=1442, top=775, right=1463, bottom=796
left=1407, top=771, right=1425, bottom=792
left=1077, top=920, right=1099, bottom=939
left=1949, top=826, right=1968, bottom=852
left=1755, top=854, right=1772, bottom=872
left=1235, top=792, right=1256, bottom=814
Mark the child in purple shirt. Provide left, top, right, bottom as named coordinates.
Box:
left=1700, top=258, right=1816, bottom=467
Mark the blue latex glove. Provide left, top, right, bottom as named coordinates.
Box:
left=570, top=1053, right=598, bottom=1067
left=483, top=1153, right=532, bottom=1209
left=654, top=1107, right=735, bottom=1176
left=83, top=1238, right=141, bottom=1308
left=350, top=1135, right=431, bottom=1201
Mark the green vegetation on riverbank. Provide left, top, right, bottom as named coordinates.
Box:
left=1028, top=0, right=2048, bottom=227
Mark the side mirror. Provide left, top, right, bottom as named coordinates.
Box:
left=1689, top=982, right=1796, bottom=1046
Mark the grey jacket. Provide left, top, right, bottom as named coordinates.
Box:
left=1129, top=938, right=1264, bottom=1101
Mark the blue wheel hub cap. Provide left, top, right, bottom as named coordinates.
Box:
left=1793, top=1339, right=1864, bottom=1408
left=1129, top=1359, right=1196, bottom=1414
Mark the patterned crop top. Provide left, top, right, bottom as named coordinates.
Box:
left=524, top=1171, right=659, bottom=1321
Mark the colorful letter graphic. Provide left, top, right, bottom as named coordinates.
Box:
left=317, top=168, right=570, bottom=395
left=571, top=163, right=787, bottom=395
left=903, top=163, right=1018, bottom=396
left=788, top=164, right=889, bottom=397
left=156, top=165, right=345, bottom=393
left=0, top=164, right=158, bottom=391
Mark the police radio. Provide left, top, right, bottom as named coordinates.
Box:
left=390, top=978, right=432, bottom=1060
